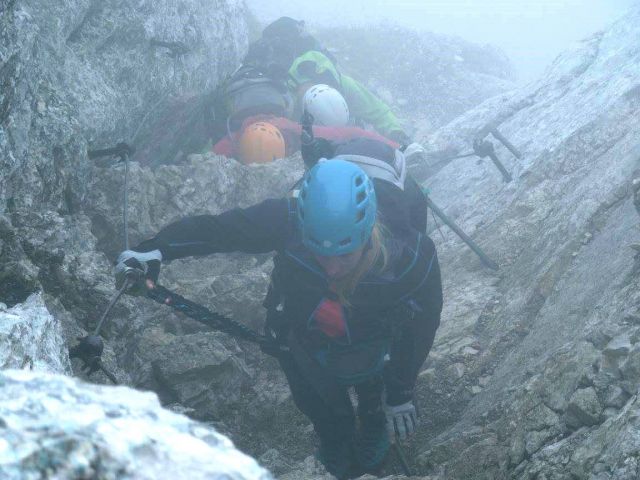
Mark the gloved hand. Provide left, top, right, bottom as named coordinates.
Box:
left=403, top=142, right=427, bottom=163
left=388, top=130, right=412, bottom=148
left=114, top=249, right=162, bottom=295
left=384, top=401, right=418, bottom=441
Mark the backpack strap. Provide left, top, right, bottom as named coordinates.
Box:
left=336, top=151, right=407, bottom=190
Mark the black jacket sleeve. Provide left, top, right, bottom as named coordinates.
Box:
left=135, top=198, right=293, bottom=261
left=384, top=237, right=443, bottom=406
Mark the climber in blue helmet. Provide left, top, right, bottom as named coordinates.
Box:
left=115, top=159, right=443, bottom=479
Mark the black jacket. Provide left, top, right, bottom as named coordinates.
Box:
left=137, top=196, right=442, bottom=404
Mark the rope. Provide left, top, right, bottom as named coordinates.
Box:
left=123, top=152, right=130, bottom=250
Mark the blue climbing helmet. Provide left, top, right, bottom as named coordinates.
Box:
left=297, top=159, right=377, bottom=256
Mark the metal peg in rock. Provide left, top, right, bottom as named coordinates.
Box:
left=472, top=137, right=512, bottom=183
left=68, top=334, right=118, bottom=384
left=69, top=142, right=138, bottom=384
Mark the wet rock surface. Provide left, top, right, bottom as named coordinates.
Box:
left=0, top=369, right=272, bottom=479
left=405, top=5, right=640, bottom=479
left=0, top=293, right=70, bottom=374
left=2, top=1, right=640, bottom=480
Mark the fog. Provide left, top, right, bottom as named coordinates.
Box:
left=246, top=0, right=637, bottom=82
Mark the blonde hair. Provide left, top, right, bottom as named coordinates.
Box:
left=331, top=222, right=389, bottom=305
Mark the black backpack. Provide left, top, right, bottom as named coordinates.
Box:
left=300, top=132, right=428, bottom=234
left=243, top=17, right=334, bottom=76
left=332, top=138, right=428, bottom=234
left=222, top=65, right=292, bottom=130
left=208, top=65, right=293, bottom=144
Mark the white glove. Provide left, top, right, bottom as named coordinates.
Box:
left=403, top=142, right=426, bottom=161
left=404, top=142, right=443, bottom=168
left=384, top=401, right=418, bottom=441
left=114, top=249, right=162, bottom=295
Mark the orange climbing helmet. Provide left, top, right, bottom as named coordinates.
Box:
left=238, top=122, right=286, bottom=164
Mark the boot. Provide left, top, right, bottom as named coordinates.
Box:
left=355, top=408, right=390, bottom=473
left=316, top=434, right=353, bottom=479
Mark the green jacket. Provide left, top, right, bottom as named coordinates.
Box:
left=288, top=51, right=404, bottom=138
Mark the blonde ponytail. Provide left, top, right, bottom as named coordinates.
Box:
left=331, top=222, right=389, bottom=306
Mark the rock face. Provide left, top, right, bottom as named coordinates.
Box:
left=4, top=1, right=640, bottom=479
left=0, top=293, right=70, bottom=374
left=0, top=369, right=272, bottom=480
left=315, top=24, right=515, bottom=132
left=0, top=3, right=291, bottom=475
left=81, top=154, right=316, bottom=464
left=0, top=0, right=248, bottom=306
left=1, top=0, right=247, bottom=211
left=406, top=5, right=640, bottom=479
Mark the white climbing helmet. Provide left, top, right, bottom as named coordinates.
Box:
left=302, top=84, right=350, bottom=127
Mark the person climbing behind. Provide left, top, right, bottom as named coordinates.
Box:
left=288, top=50, right=412, bottom=145
left=303, top=84, right=350, bottom=127
left=244, top=16, right=412, bottom=145
left=208, top=16, right=425, bottom=160
left=207, top=64, right=294, bottom=146
left=243, top=17, right=336, bottom=81
left=213, top=115, right=400, bottom=164
left=236, top=121, right=286, bottom=164
left=206, top=17, right=338, bottom=150
left=115, top=160, right=442, bottom=478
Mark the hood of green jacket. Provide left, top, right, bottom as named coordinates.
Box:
left=288, top=51, right=341, bottom=90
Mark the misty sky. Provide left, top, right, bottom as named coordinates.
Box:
left=246, top=0, right=638, bottom=82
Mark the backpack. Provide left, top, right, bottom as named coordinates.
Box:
left=304, top=136, right=429, bottom=234
left=243, top=18, right=335, bottom=76
left=220, top=65, right=293, bottom=131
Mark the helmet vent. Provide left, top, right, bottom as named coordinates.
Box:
left=298, top=159, right=376, bottom=256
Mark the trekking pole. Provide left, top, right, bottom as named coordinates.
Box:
left=424, top=194, right=499, bottom=271
left=146, top=284, right=284, bottom=354
left=392, top=440, right=413, bottom=477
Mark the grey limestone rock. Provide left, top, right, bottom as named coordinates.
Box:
left=565, top=387, right=602, bottom=429
left=0, top=293, right=71, bottom=374
left=0, top=369, right=272, bottom=479
left=408, top=4, right=640, bottom=478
